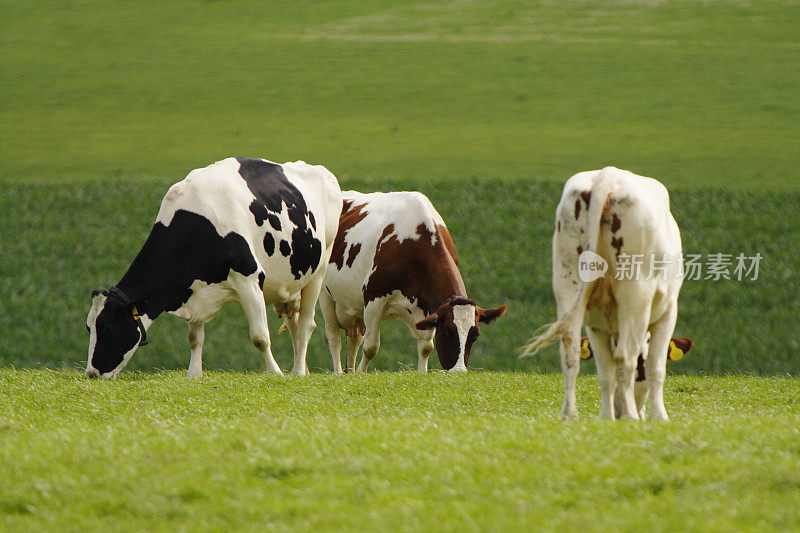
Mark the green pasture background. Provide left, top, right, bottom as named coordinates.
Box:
left=2, top=0, right=799, bottom=375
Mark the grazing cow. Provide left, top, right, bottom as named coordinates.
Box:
left=85, top=157, right=342, bottom=378
left=580, top=334, right=694, bottom=418
left=522, top=167, right=685, bottom=421
left=320, top=191, right=507, bottom=373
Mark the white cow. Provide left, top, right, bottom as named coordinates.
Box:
left=523, top=167, right=685, bottom=421
left=86, top=157, right=342, bottom=378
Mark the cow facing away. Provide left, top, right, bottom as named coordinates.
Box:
left=522, top=167, right=685, bottom=421
left=320, top=191, right=507, bottom=373
left=86, top=157, right=342, bottom=378
left=580, top=334, right=694, bottom=419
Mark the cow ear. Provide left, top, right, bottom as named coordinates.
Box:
left=478, top=305, right=507, bottom=324
left=91, top=289, right=108, bottom=305
left=668, top=337, right=693, bottom=361
left=415, top=313, right=439, bottom=331
left=580, top=337, right=593, bottom=360
left=130, top=300, right=147, bottom=318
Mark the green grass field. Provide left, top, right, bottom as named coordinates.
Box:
left=2, top=0, right=800, bottom=530
left=2, top=370, right=799, bottom=531
left=3, top=0, right=799, bottom=188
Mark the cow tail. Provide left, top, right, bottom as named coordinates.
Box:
left=521, top=169, right=616, bottom=356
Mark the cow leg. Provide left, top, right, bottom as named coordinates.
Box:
left=287, top=275, right=325, bottom=376
left=613, top=314, right=650, bottom=421
left=358, top=301, right=384, bottom=372
left=559, top=329, right=581, bottom=420
left=612, top=339, right=642, bottom=420
left=187, top=322, right=205, bottom=378
left=646, top=305, right=678, bottom=422
left=587, top=328, right=616, bottom=420
left=416, top=339, right=433, bottom=373
left=399, top=310, right=433, bottom=373
left=634, top=379, right=649, bottom=420
left=238, top=280, right=283, bottom=375
left=319, top=290, right=343, bottom=374
left=345, top=328, right=364, bottom=373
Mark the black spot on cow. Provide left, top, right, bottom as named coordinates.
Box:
left=249, top=202, right=270, bottom=227
left=264, top=232, right=275, bottom=256
left=636, top=355, right=646, bottom=382
left=268, top=214, right=281, bottom=231
left=290, top=227, right=322, bottom=279
left=258, top=272, right=265, bottom=290
left=116, top=210, right=257, bottom=317
left=92, top=210, right=258, bottom=372
left=236, top=157, right=322, bottom=279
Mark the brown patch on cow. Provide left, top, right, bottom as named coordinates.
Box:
left=437, top=224, right=459, bottom=265
left=588, top=274, right=615, bottom=315
left=345, top=243, right=361, bottom=268
left=580, top=190, right=591, bottom=207
left=611, top=213, right=621, bottom=233
left=574, top=199, right=581, bottom=220
left=577, top=245, right=583, bottom=255
left=363, top=222, right=466, bottom=315
left=330, top=200, right=369, bottom=270
left=611, top=235, right=623, bottom=259
left=188, top=330, right=200, bottom=349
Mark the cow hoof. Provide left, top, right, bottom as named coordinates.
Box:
left=649, top=411, right=669, bottom=422
left=561, top=407, right=579, bottom=420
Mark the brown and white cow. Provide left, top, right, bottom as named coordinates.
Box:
left=580, top=334, right=693, bottom=418
left=320, top=191, right=506, bottom=373
left=523, top=167, right=685, bottom=421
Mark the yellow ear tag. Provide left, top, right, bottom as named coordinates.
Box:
left=132, top=305, right=141, bottom=321
left=668, top=340, right=684, bottom=361
left=580, top=339, right=592, bottom=360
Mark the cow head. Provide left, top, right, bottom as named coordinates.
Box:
left=85, top=288, right=148, bottom=378
left=415, top=297, right=507, bottom=372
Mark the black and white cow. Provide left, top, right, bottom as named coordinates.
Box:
left=86, top=157, right=342, bottom=378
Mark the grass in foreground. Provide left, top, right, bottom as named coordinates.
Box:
left=1, top=370, right=799, bottom=531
